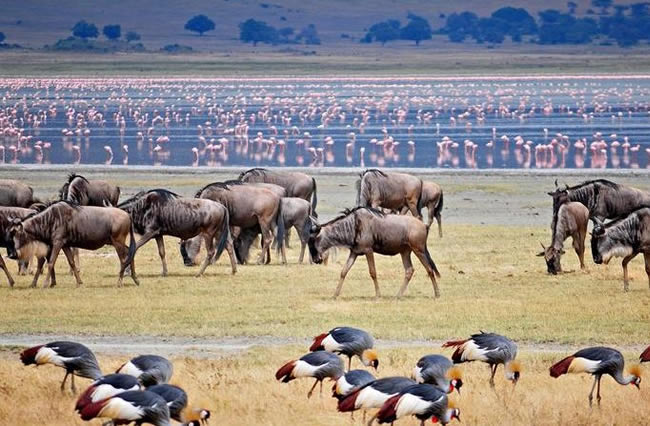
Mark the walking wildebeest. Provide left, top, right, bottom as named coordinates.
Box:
left=239, top=168, right=318, bottom=215
left=118, top=189, right=236, bottom=276
left=548, top=179, right=650, bottom=221
left=398, top=180, right=444, bottom=237
left=59, top=173, right=121, bottom=206
left=59, top=173, right=121, bottom=273
left=193, top=181, right=286, bottom=265
left=234, top=197, right=315, bottom=264
left=356, top=169, right=423, bottom=220
left=0, top=180, right=40, bottom=207
left=6, top=201, right=138, bottom=288
left=0, top=206, right=60, bottom=288
left=308, top=207, right=441, bottom=299
left=537, top=201, right=589, bottom=274
left=591, top=208, right=650, bottom=292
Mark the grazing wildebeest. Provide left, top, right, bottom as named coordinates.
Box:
left=0, top=180, right=40, bottom=207
left=193, top=181, right=285, bottom=265
left=0, top=206, right=57, bottom=288
left=59, top=174, right=121, bottom=206
left=239, top=168, right=318, bottom=215
left=537, top=201, right=589, bottom=274
left=118, top=189, right=235, bottom=277
left=356, top=169, right=423, bottom=220
left=308, top=207, right=441, bottom=299
left=548, top=179, right=650, bottom=221
left=235, top=197, right=315, bottom=264
left=6, top=201, right=137, bottom=288
left=591, top=208, right=650, bottom=292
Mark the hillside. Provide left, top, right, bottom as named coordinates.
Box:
left=0, top=0, right=641, bottom=50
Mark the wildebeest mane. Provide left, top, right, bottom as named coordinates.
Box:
left=322, top=206, right=385, bottom=227
left=195, top=180, right=243, bottom=197
left=239, top=167, right=268, bottom=179
left=565, top=179, right=619, bottom=190
left=66, top=173, right=90, bottom=184
left=117, top=191, right=146, bottom=208
left=20, top=200, right=79, bottom=221
left=145, top=188, right=179, bottom=202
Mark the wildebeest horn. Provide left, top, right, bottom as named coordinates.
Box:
left=539, top=242, right=546, bottom=250
left=554, top=179, right=558, bottom=188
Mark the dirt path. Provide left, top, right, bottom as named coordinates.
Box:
left=1, top=334, right=646, bottom=358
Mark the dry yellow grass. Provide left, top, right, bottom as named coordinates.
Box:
left=1, top=346, right=648, bottom=426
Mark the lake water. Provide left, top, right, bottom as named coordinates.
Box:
left=2, top=76, right=650, bottom=169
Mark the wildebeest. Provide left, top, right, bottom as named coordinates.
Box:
left=59, top=173, right=121, bottom=206
left=118, top=189, right=235, bottom=277
left=239, top=168, right=317, bottom=215
left=0, top=206, right=55, bottom=287
left=6, top=201, right=137, bottom=288
left=356, top=169, right=423, bottom=220
left=0, top=180, right=40, bottom=207
left=234, top=197, right=315, bottom=264
left=193, top=181, right=285, bottom=265
left=537, top=201, right=589, bottom=274
left=591, top=208, right=650, bottom=292
left=548, top=179, right=650, bottom=221
left=308, top=207, right=441, bottom=299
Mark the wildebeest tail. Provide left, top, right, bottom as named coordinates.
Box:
left=275, top=199, right=285, bottom=255
left=311, top=177, right=318, bottom=217
left=423, top=235, right=441, bottom=278
left=124, top=222, right=137, bottom=268
left=416, top=179, right=424, bottom=217
left=355, top=178, right=361, bottom=206
left=434, top=190, right=444, bottom=219
left=214, top=207, right=230, bottom=261
left=301, top=214, right=314, bottom=244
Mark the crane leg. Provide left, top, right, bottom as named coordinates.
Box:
left=60, top=371, right=69, bottom=392
left=307, top=379, right=319, bottom=399
left=71, top=372, right=76, bottom=393
left=366, top=412, right=378, bottom=426
left=596, top=376, right=602, bottom=406
left=319, top=380, right=323, bottom=397
left=489, top=364, right=497, bottom=388
left=588, top=375, right=598, bottom=407
left=348, top=356, right=352, bottom=371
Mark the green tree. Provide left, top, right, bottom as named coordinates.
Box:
left=72, top=20, right=99, bottom=39
left=400, top=13, right=432, bottom=46
left=102, top=24, right=121, bottom=40
left=125, top=31, right=141, bottom=42
left=184, top=14, right=215, bottom=36
left=366, top=20, right=400, bottom=45
left=296, top=24, right=320, bottom=45
left=0, top=32, right=5, bottom=44
left=239, top=19, right=278, bottom=45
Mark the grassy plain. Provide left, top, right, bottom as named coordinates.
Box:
left=0, top=347, right=648, bottom=426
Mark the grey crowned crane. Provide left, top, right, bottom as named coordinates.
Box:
left=116, top=354, right=173, bottom=387
left=550, top=346, right=642, bottom=406
left=332, top=369, right=376, bottom=400
left=337, top=376, right=416, bottom=425
left=641, top=346, right=650, bottom=362
left=78, top=390, right=171, bottom=426
left=310, top=326, right=379, bottom=371
left=412, top=354, right=463, bottom=394
left=147, top=384, right=211, bottom=425
left=443, top=331, right=521, bottom=388
left=75, top=374, right=141, bottom=412
left=20, top=341, right=102, bottom=393
left=376, top=384, right=460, bottom=426
left=275, top=350, right=345, bottom=398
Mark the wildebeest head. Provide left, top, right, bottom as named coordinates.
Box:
left=179, top=237, right=201, bottom=266
left=536, top=242, right=564, bottom=275
left=590, top=218, right=607, bottom=264
left=6, top=218, right=29, bottom=260
left=307, top=219, right=323, bottom=264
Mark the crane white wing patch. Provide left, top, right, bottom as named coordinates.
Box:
left=336, top=376, right=353, bottom=396
left=395, top=393, right=438, bottom=418
left=99, top=397, right=144, bottom=421
left=117, top=361, right=144, bottom=378
left=356, top=386, right=394, bottom=409
left=292, top=360, right=320, bottom=378
left=322, top=334, right=343, bottom=352
left=568, top=357, right=602, bottom=374
left=460, top=340, right=490, bottom=362
left=92, top=383, right=139, bottom=402
left=35, top=347, right=71, bottom=367
left=412, top=366, right=424, bottom=383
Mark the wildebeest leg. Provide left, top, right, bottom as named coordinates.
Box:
left=333, top=251, right=358, bottom=299
left=225, top=236, right=238, bottom=275
left=573, top=236, right=585, bottom=270
left=621, top=253, right=637, bottom=292
left=155, top=236, right=168, bottom=276
left=365, top=252, right=381, bottom=299
left=0, top=254, right=15, bottom=288
left=62, top=247, right=83, bottom=287
left=129, top=258, right=140, bottom=286
left=197, top=234, right=215, bottom=277
left=644, top=252, right=650, bottom=289
left=396, top=251, right=414, bottom=299
left=406, top=199, right=422, bottom=220
left=413, top=249, right=441, bottom=298
left=434, top=208, right=443, bottom=238
left=44, top=245, right=62, bottom=289
left=257, top=223, right=273, bottom=265
left=30, top=256, right=46, bottom=288
left=113, top=242, right=130, bottom=287
left=298, top=226, right=307, bottom=264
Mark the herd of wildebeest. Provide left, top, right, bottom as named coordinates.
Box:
left=0, top=168, right=649, bottom=294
